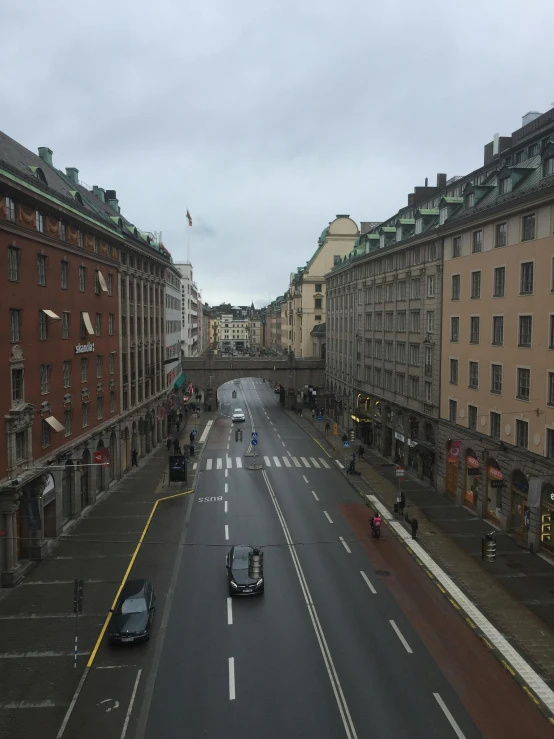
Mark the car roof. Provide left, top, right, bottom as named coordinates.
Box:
left=120, top=579, right=150, bottom=600
left=232, top=545, right=253, bottom=557
left=233, top=408, right=243, bottom=412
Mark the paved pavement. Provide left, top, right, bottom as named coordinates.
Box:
left=296, top=410, right=554, bottom=688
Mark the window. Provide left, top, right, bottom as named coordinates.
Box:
left=315, top=315, right=321, bottom=321
left=450, top=358, right=458, bottom=384
left=93, top=237, right=99, bottom=254
left=396, top=373, right=405, bottom=394
left=543, top=157, right=554, bottom=177
left=108, top=313, right=115, bottom=336
left=95, top=313, right=102, bottom=336
left=110, top=353, right=116, bottom=375
left=36, top=211, right=44, bottom=233
left=515, top=419, right=528, bottom=449
left=60, top=260, right=69, bottom=290
left=15, top=430, right=27, bottom=461
left=37, top=254, right=47, bottom=285
left=364, top=366, right=372, bottom=383
left=385, top=312, right=394, bottom=331
left=468, top=405, right=478, bottom=430
left=8, top=246, right=19, bottom=281
left=97, top=396, right=103, bottom=420
left=451, top=274, right=460, bottom=300
left=427, top=275, right=435, bottom=297
left=81, top=357, right=88, bottom=382
left=490, top=412, right=501, bottom=440
left=409, top=344, right=420, bottom=366
left=415, top=218, right=423, bottom=234
left=491, top=364, right=502, bottom=393
left=42, top=419, right=51, bottom=448
left=64, top=409, right=72, bottom=436
left=110, top=391, right=116, bottom=413
left=60, top=221, right=66, bottom=241
left=375, top=312, right=383, bottom=330
left=409, top=376, right=419, bottom=398
left=549, top=372, right=554, bottom=407
left=492, top=316, right=504, bottom=346
left=451, top=316, right=460, bottom=342
left=518, top=315, right=532, bottom=347
left=5, top=196, right=16, bottom=221
left=471, top=271, right=481, bottom=299
left=61, top=311, right=70, bottom=339
left=365, top=313, right=373, bottom=330
left=493, top=267, right=505, bottom=297
left=315, top=283, right=322, bottom=292
left=499, top=177, right=511, bottom=195
left=517, top=367, right=530, bottom=400
left=39, top=310, right=48, bottom=340
left=385, top=283, right=395, bottom=302
left=428, top=243, right=437, bottom=261
left=384, top=371, right=393, bottom=390
left=95, top=270, right=101, bottom=295
left=439, top=207, right=448, bottom=225
left=472, top=230, right=482, bottom=253
left=374, top=340, right=382, bottom=359
left=522, top=214, right=535, bottom=241
left=426, top=311, right=434, bottom=333
left=520, top=262, right=534, bottom=294
left=40, top=364, right=50, bottom=394
left=375, top=285, right=383, bottom=303
left=449, top=399, right=457, bottom=423
left=78, top=230, right=83, bottom=248
left=470, top=316, right=480, bottom=344
left=385, top=342, right=394, bottom=360
left=452, top=236, right=461, bottom=258
left=396, top=342, right=406, bottom=362
left=11, top=368, right=24, bottom=405
left=374, top=368, right=382, bottom=387
left=82, top=402, right=89, bottom=428
left=314, top=298, right=322, bottom=309
left=466, top=192, right=475, bottom=208
left=495, top=222, right=507, bottom=247
left=410, top=311, right=420, bottom=332
left=397, top=281, right=406, bottom=300
left=96, top=356, right=103, bottom=378
left=9, top=308, right=21, bottom=342
left=425, top=381, right=432, bottom=402
left=106, top=272, right=114, bottom=296
left=547, top=429, right=554, bottom=459
left=410, top=278, right=420, bottom=299
left=397, top=311, right=406, bottom=331
left=469, top=361, right=479, bottom=389
left=63, top=360, right=71, bottom=388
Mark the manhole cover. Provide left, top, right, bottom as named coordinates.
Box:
left=506, top=562, right=524, bottom=569
left=375, top=570, right=390, bottom=577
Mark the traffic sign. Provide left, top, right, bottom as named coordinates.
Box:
left=395, top=465, right=404, bottom=477
left=251, top=438, right=258, bottom=446
left=251, top=431, right=258, bottom=438
left=317, top=416, right=323, bottom=422
left=343, top=441, right=350, bottom=448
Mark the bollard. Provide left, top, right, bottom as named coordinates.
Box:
left=482, top=532, right=497, bottom=562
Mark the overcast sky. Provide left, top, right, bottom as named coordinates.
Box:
left=2, top=0, right=553, bottom=306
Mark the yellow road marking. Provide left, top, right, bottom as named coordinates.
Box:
left=449, top=598, right=460, bottom=610
left=501, top=660, right=516, bottom=676
left=312, top=437, right=331, bottom=458
left=522, top=686, right=540, bottom=705
left=465, top=617, right=476, bottom=629
left=425, top=570, right=434, bottom=579
left=482, top=638, right=493, bottom=650
left=436, top=583, right=446, bottom=593
left=87, top=489, right=193, bottom=667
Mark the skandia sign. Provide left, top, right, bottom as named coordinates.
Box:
left=75, top=342, right=95, bottom=355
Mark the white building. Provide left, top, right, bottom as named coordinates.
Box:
left=164, top=265, right=183, bottom=389
left=174, top=262, right=200, bottom=358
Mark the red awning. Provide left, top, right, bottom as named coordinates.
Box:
left=466, top=455, right=480, bottom=469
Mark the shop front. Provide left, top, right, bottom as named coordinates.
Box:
left=539, top=483, right=554, bottom=554
left=42, top=472, right=57, bottom=539
left=445, top=440, right=461, bottom=500
left=394, top=430, right=405, bottom=466
left=486, top=460, right=503, bottom=521
left=510, top=470, right=529, bottom=537
left=464, top=451, right=480, bottom=510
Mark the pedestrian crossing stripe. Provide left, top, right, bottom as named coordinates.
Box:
left=202, top=456, right=331, bottom=471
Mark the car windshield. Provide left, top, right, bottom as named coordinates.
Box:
left=232, top=551, right=250, bottom=570
left=234, top=409, right=243, bottom=414
left=120, top=597, right=147, bottom=614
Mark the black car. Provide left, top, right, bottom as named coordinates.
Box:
left=108, top=579, right=156, bottom=643
left=226, top=545, right=264, bottom=596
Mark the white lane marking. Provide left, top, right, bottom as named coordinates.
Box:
left=277, top=434, right=281, bottom=438
left=287, top=450, right=293, bottom=457
left=225, top=501, right=228, bottom=513
left=217, top=458, right=223, bottom=470
left=226, top=444, right=229, bottom=450
left=273, top=456, right=282, bottom=467
left=206, top=459, right=213, bottom=471
left=193, top=463, right=197, bottom=470
left=282, top=441, right=286, bottom=447
left=227, top=598, right=233, bottom=626
left=335, top=460, right=344, bottom=469
left=226, top=457, right=232, bottom=469
left=367, top=494, right=554, bottom=709
left=225, top=469, right=228, bottom=478
left=389, top=620, right=413, bottom=654
left=360, top=571, right=377, bottom=594
left=224, top=483, right=228, bottom=493
left=120, top=668, right=142, bottom=739
left=300, top=457, right=310, bottom=467
left=225, top=525, right=229, bottom=541
left=262, top=471, right=357, bottom=739
left=433, top=694, right=467, bottom=739
left=236, top=458, right=242, bottom=468
left=56, top=667, right=90, bottom=737
left=264, top=456, right=271, bottom=466
left=199, top=420, right=213, bottom=444
left=269, top=421, right=273, bottom=425
left=339, top=537, right=351, bottom=554
left=309, top=457, right=320, bottom=468
left=283, top=456, right=291, bottom=467
left=302, top=475, right=309, bottom=483
left=311, top=490, right=319, bottom=501
left=291, top=456, right=301, bottom=467
left=229, top=657, right=236, bottom=700
left=319, top=458, right=330, bottom=468
left=324, top=511, right=333, bottom=524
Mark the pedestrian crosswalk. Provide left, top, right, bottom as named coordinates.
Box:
left=202, top=455, right=331, bottom=471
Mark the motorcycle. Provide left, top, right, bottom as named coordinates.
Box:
left=371, top=517, right=382, bottom=539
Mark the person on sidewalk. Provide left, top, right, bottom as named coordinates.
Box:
left=132, top=449, right=138, bottom=467
left=358, top=445, right=364, bottom=460
left=173, top=438, right=180, bottom=454
left=311, top=409, right=315, bottom=421
left=411, top=517, right=418, bottom=539
left=342, top=433, right=348, bottom=443
left=325, top=422, right=330, bottom=435
left=189, top=443, right=195, bottom=457
left=189, top=431, right=195, bottom=445
left=399, top=491, right=406, bottom=515
left=166, top=436, right=171, bottom=452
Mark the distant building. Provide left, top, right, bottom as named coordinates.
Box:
left=174, top=262, right=199, bottom=357
left=164, top=265, right=182, bottom=389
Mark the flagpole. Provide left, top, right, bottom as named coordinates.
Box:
left=186, top=208, right=190, bottom=263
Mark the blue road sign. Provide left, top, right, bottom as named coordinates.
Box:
left=343, top=440, right=350, bottom=448
left=251, top=431, right=258, bottom=438
left=317, top=416, right=323, bottom=422
left=251, top=438, right=258, bottom=446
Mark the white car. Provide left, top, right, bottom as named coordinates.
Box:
left=232, top=408, right=245, bottom=422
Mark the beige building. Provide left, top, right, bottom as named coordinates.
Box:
left=283, top=216, right=359, bottom=357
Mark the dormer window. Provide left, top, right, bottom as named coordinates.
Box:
left=543, top=157, right=554, bottom=177
left=528, top=143, right=539, bottom=157
left=415, top=218, right=423, bottom=234
left=515, top=150, right=525, bottom=164
left=439, top=207, right=448, bottom=225
left=499, top=177, right=511, bottom=194
left=379, top=234, right=385, bottom=248
left=396, top=227, right=403, bottom=241
left=465, top=192, right=475, bottom=208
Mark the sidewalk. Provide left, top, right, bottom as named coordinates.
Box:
left=289, top=410, right=554, bottom=687
left=0, top=402, right=217, bottom=739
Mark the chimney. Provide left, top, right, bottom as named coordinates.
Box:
left=105, top=189, right=119, bottom=213
left=66, top=167, right=79, bottom=185
left=92, top=185, right=105, bottom=202
left=38, top=147, right=53, bottom=166
left=408, top=193, right=414, bottom=207
left=424, top=177, right=428, bottom=187
left=522, top=111, right=541, bottom=127
left=492, top=133, right=500, bottom=157
left=436, top=173, right=447, bottom=189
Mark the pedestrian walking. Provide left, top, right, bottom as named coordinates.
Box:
left=189, top=443, right=195, bottom=457
left=358, top=444, right=364, bottom=459
left=189, top=431, right=195, bottom=445
left=198, top=393, right=202, bottom=403
left=399, top=491, right=406, bottom=515
left=311, top=409, right=315, bottom=421
left=411, top=517, right=418, bottom=539
left=132, top=449, right=138, bottom=467
left=166, top=436, right=171, bottom=451
left=342, top=433, right=348, bottom=443
left=325, top=422, right=330, bottom=435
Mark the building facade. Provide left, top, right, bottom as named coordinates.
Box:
left=164, top=265, right=182, bottom=388
left=174, top=261, right=199, bottom=357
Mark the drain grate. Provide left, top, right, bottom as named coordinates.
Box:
left=375, top=569, right=391, bottom=577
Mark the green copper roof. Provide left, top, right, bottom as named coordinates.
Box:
left=416, top=208, right=440, bottom=216
left=395, top=218, right=415, bottom=225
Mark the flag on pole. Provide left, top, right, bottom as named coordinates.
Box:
left=186, top=210, right=192, bottom=227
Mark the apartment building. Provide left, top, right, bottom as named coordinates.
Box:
left=283, top=216, right=359, bottom=357
left=174, top=261, right=200, bottom=357
left=164, top=265, right=183, bottom=389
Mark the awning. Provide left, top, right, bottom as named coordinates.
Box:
left=174, top=374, right=186, bottom=390
left=42, top=309, right=60, bottom=319
left=82, top=312, right=95, bottom=335
left=98, top=271, right=108, bottom=292
left=45, top=416, right=64, bottom=432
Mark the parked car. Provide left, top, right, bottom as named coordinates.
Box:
left=108, top=579, right=156, bottom=643
left=232, top=408, right=246, bottom=422
left=226, top=545, right=264, bottom=596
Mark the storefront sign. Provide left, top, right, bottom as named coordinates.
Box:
left=94, top=448, right=111, bottom=466
left=447, top=440, right=461, bottom=464
left=487, top=466, right=503, bottom=488
left=466, top=455, right=480, bottom=475
left=75, top=342, right=95, bottom=355
left=40, top=473, right=56, bottom=505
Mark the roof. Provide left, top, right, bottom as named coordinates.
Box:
left=311, top=322, right=326, bottom=336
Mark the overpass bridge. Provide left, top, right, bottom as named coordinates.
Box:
left=181, top=354, right=325, bottom=409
